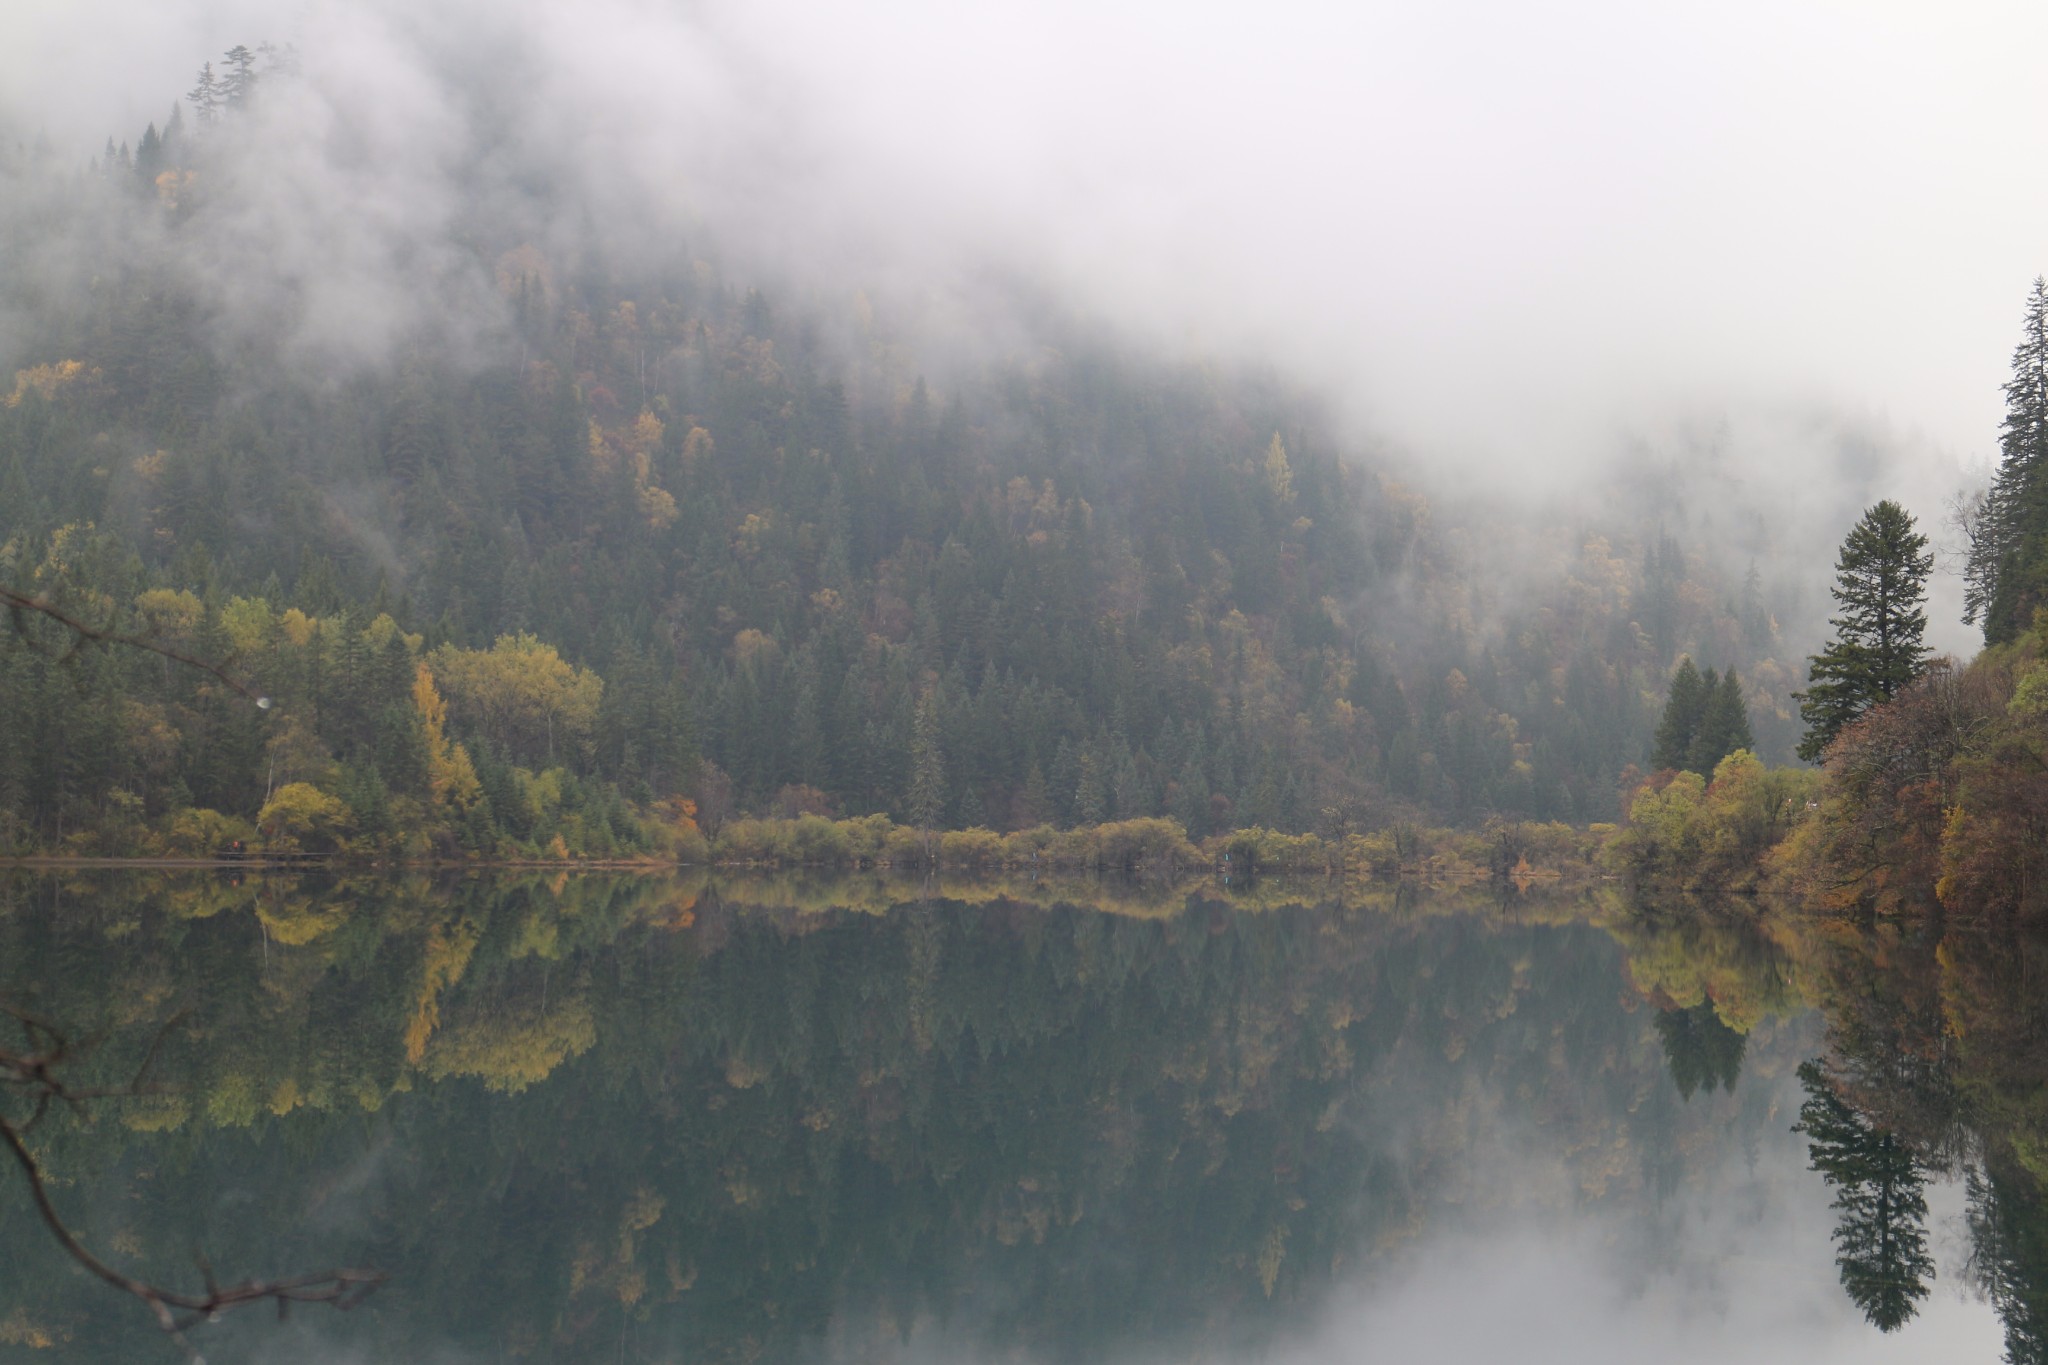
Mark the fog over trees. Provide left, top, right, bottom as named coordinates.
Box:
left=0, top=5, right=2039, bottom=861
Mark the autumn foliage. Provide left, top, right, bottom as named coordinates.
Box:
left=1778, top=616, right=2048, bottom=920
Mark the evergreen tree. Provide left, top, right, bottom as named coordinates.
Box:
left=1966, top=278, right=2048, bottom=646
left=186, top=62, right=220, bottom=128
left=221, top=45, right=259, bottom=110
left=1797, top=501, right=1934, bottom=762
left=1739, top=562, right=1773, bottom=650
left=133, top=123, right=162, bottom=185
left=906, top=690, right=944, bottom=837
left=1652, top=658, right=1708, bottom=772
left=1794, top=1061, right=1934, bottom=1332
left=1654, top=1004, right=1746, bottom=1100
left=1687, top=668, right=1754, bottom=775
left=1970, top=1165, right=2048, bottom=1365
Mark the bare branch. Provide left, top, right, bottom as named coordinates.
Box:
left=0, top=1004, right=384, bottom=1358
left=0, top=583, right=268, bottom=705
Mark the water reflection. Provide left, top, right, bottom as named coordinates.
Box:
left=0, top=871, right=2024, bottom=1362
left=1795, top=1060, right=1936, bottom=1331
left=1655, top=1003, right=1748, bottom=1100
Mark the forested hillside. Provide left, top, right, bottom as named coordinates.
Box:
left=0, top=66, right=1812, bottom=856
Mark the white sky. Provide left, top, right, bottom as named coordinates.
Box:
left=5, top=0, right=2046, bottom=510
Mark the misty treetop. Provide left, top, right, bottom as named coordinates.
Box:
left=0, top=58, right=1812, bottom=854
left=1651, top=658, right=1754, bottom=777
left=1965, top=277, right=2048, bottom=647
left=1796, top=500, right=1934, bottom=763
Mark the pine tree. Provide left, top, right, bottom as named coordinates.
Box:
left=1965, top=278, right=2048, bottom=645
left=906, top=690, right=944, bottom=839
left=1652, top=658, right=1708, bottom=772
left=1969, top=1166, right=2048, bottom=1365
left=1794, top=1062, right=1934, bottom=1332
left=1654, top=1004, right=1746, bottom=1100
left=133, top=123, right=162, bottom=184
left=1739, top=561, right=1773, bottom=649
left=221, top=45, right=259, bottom=110
left=1797, top=501, right=1934, bottom=762
left=186, top=62, right=220, bottom=128
left=1687, top=668, right=1754, bottom=775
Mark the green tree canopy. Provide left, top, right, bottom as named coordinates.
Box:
left=1794, top=1061, right=1935, bottom=1332
left=1966, top=278, right=2048, bottom=646
left=1653, top=658, right=1709, bottom=772
left=1653, top=661, right=1752, bottom=777
left=1688, top=668, right=1754, bottom=776
left=1797, top=502, right=1933, bottom=763
left=429, top=633, right=603, bottom=768
left=1655, top=1003, right=1746, bottom=1100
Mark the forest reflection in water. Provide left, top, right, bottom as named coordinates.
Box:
left=0, top=869, right=2031, bottom=1363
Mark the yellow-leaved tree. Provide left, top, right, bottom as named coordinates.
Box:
left=412, top=663, right=482, bottom=811
left=256, top=783, right=354, bottom=854
left=1262, top=433, right=1295, bottom=503
left=428, top=634, right=603, bottom=767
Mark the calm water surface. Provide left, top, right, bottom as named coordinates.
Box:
left=0, top=872, right=2018, bottom=1362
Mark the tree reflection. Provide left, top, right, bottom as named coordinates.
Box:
left=0, top=870, right=1786, bottom=1362
left=1794, top=1059, right=1934, bottom=1331
left=1972, top=1165, right=2048, bottom=1365
left=1654, top=1003, right=1746, bottom=1099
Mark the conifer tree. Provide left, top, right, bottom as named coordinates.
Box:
left=1655, top=1004, right=1746, bottom=1100
left=186, top=62, right=220, bottom=128
left=1965, top=277, right=2048, bottom=645
left=1794, top=1062, right=1934, bottom=1332
left=1739, top=562, right=1773, bottom=649
left=906, top=691, right=944, bottom=840
left=1797, top=501, right=1933, bottom=762
left=133, top=123, right=161, bottom=184
left=1969, top=1166, right=2048, bottom=1365
left=1652, top=658, right=1707, bottom=772
left=1687, top=668, right=1754, bottom=775
left=221, top=45, right=259, bottom=110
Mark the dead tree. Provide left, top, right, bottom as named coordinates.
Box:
left=0, top=1003, right=385, bottom=1360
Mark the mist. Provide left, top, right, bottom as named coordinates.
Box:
left=8, top=0, right=2033, bottom=663
left=9, top=1, right=2043, bottom=454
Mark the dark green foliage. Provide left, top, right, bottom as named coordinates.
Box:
left=1654, top=659, right=1750, bottom=777
left=1689, top=668, right=1755, bottom=776
left=1972, top=1166, right=2048, bottom=1365
left=1967, top=278, right=2048, bottom=647
left=1794, top=1060, right=1934, bottom=1332
left=0, top=89, right=1811, bottom=847
left=1652, top=658, right=1708, bottom=772
left=1797, top=501, right=1933, bottom=763
left=906, top=690, right=944, bottom=832
left=1655, top=1003, right=1746, bottom=1099
left=0, top=873, right=1793, bottom=1360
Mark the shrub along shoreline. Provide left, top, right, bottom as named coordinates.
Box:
left=3, top=812, right=1617, bottom=884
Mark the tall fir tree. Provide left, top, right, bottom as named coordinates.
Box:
left=221, top=45, right=259, bottom=110
left=1797, top=501, right=1934, bottom=762
left=1969, top=1166, right=2048, bottom=1365
left=1794, top=1062, right=1934, bottom=1332
left=906, top=690, right=945, bottom=838
left=186, top=62, right=220, bottom=128
left=1966, top=278, right=2048, bottom=646
left=1654, top=1004, right=1746, bottom=1100
left=1687, top=668, right=1754, bottom=775
left=1652, top=658, right=1708, bottom=772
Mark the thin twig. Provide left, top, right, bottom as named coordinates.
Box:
left=0, top=584, right=264, bottom=702
left=0, top=1004, right=385, bottom=1359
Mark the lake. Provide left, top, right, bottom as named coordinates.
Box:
left=0, top=870, right=2024, bottom=1362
